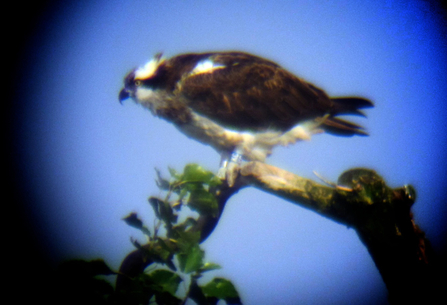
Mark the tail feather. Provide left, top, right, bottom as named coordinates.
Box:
left=324, top=97, right=373, bottom=136
left=323, top=117, right=369, bottom=136
left=331, top=97, right=374, bottom=117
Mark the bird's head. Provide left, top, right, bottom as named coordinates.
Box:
left=119, top=53, right=166, bottom=104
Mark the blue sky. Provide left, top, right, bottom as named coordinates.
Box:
left=12, top=0, right=447, bottom=304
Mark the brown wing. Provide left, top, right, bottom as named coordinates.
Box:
left=174, top=52, right=333, bottom=132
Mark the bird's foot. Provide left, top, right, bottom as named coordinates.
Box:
left=217, top=152, right=242, bottom=187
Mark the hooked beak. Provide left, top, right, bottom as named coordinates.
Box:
left=119, top=88, right=130, bottom=104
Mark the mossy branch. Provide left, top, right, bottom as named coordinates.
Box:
left=240, top=161, right=439, bottom=303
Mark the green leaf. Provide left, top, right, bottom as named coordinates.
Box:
left=182, top=164, right=216, bottom=184
left=177, top=186, right=189, bottom=199
left=177, top=244, right=204, bottom=274
left=123, top=212, right=151, bottom=237
left=188, top=189, right=219, bottom=217
left=200, top=262, right=221, bottom=273
left=168, top=166, right=180, bottom=179
left=173, top=229, right=201, bottom=249
left=182, top=180, right=206, bottom=192
left=132, top=239, right=177, bottom=271
left=147, top=269, right=182, bottom=295
left=172, top=217, right=198, bottom=233
left=149, top=197, right=178, bottom=224
left=156, top=237, right=174, bottom=253
left=208, top=175, right=223, bottom=188
left=201, top=278, right=241, bottom=304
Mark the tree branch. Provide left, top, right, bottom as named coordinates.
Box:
left=117, top=161, right=441, bottom=303
left=240, top=161, right=440, bottom=303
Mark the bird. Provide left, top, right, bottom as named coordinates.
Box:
left=119, top=51, right=373, bottom=186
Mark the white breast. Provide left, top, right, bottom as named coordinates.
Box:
left=175, top=112, right=323, bottom=162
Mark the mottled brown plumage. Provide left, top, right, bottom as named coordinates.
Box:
left=127, top=52, right=372, bottom=135
left=119, top=51, right=373, bottom=185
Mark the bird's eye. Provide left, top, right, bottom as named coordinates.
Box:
left=135, top=80, right=142, bottom=86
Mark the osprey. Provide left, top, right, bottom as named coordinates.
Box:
left=119, top=51, right=373, bottom=185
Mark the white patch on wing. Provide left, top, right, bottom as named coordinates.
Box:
left=135, top=56, right=165, bottom=80
left=190, top=59, right=225, bottom=76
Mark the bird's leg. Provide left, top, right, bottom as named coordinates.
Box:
left=226, top=150, right=242, bottom=187
left=217, top=153, right=230, bottom=180
left=217, top=150, right=243, bottom=187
